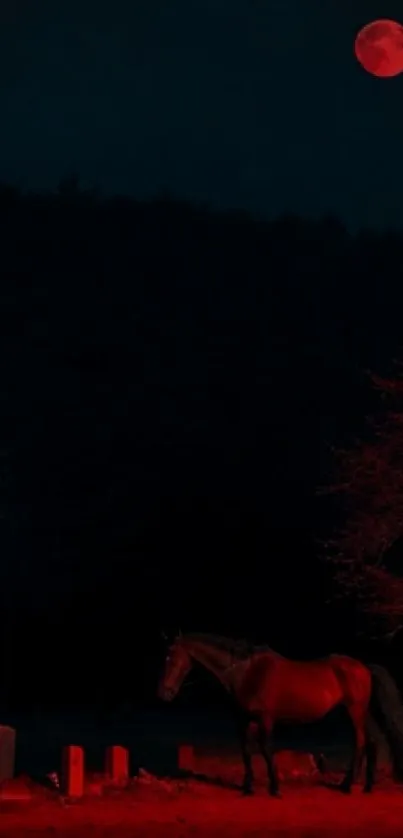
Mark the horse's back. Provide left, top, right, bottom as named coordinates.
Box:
left=238, top=652, right=340, bottom=719
left=237, top=651, right=371, bottom=719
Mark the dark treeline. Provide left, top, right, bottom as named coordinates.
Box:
left=1, top=179, right=402, bottom=710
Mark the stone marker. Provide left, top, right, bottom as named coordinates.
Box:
left=105, top=745, right=129, bottom=785
left=0, top=726, right=15, bottom=782
left=178, top=744, right=194, bottom=772
left=0, top=777, right=32, bottom=801
left=275, top=750, right=321, bottom=780
left=61, top=745, right=84, bottom=798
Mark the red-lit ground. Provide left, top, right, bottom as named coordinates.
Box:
left=1, top=751, right=403, bottom=837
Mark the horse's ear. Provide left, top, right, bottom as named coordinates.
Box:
left=178, top=628, right=183, bottom=638
left=161, top=630, right=168, bottom=642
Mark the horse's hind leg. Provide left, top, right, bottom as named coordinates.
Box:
left=363, top=717, right=377, bottom=793
left=340, top=703, right=367, bottom=793
left=257, top=714, right=281, bottom=798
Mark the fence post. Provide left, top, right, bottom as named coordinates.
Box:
left=61, top=745, right=84, bottom=799
left=105, top=745, right=129, bottom=785
left=178, top=744, right=194, bottom=772
left=0, top=726, right=15, bottom=781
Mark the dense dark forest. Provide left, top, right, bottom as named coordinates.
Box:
left=1, top=180, right=402, bottom=710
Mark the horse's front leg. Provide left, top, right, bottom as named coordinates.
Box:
left=238, top=716, right=254, bottom=795
left=257, top=714, right=281, bottom=797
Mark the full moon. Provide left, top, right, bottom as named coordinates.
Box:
left=354, top=19, right=403, bottom=77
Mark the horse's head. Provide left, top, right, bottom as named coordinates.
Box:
left=158, top=633, right=192, bottom=702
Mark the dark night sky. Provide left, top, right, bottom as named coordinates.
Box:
left=1, top=0, right=403, bottom=227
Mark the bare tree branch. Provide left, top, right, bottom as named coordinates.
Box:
left=320, top=364, right=403, bottom=639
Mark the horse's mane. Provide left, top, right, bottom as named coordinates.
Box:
left=184, top=632, right=282, bottom=660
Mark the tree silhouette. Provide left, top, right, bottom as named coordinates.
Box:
left=320, top=366, right=403, bottom=639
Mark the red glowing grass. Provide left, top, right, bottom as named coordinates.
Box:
left=0, top=766, right=402, bottom=837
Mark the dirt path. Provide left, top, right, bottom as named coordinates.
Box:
left=1, top=779, right=403, bottom=837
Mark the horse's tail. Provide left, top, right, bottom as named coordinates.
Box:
left=369, top=663, right=403, bottom=780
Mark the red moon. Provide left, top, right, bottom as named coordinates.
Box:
left=354, top=19, right=403, bottom=77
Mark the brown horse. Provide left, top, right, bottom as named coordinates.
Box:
left=158, top=632, right=388, bottom=796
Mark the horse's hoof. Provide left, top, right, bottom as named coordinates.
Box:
left=269, top=789, right=282, bottom=799
left=339, top=783, right=351, bottom=794
left=242, top=787, right=254, bottom=796
left=363, top=785, right=372, bottom=794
